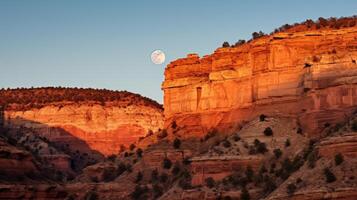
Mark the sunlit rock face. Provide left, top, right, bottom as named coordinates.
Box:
left=3, top=103, right=164, bottom=156
left=162, top=27, right=357, bottom=137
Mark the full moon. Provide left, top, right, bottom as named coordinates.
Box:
left=151, top=50, right=165, bottom=64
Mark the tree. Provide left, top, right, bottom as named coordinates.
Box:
left=134, top=171, right=143, bottom=183
left=171, top=121, right=177, bottom=129
left=85, top=191, right=98, bottom=200
left=162, top=158, right=172, bottom=169
left=151, top=169, right=159, bottom=183
left=245, top=166, right=254, bottom=182
left=222, top=139, right=231, bottom=148
left=273, top=149, right=283, bottom=159
left=130, top=185, right=148, bottom=200
left=263, top=127, right=273, bottom=136
left=205, top=177, right=215, bottom=188
left=287, top=183, right=297, bottom=195
left=129, top=144, right=136, bottom=151
left=136, top=148, right=143, bottom=157
left=285, top=139, right=291, bottom=147
left=324, top=168, right=336, bottom=183
left=222, top=41, right=230, bottom=48
left=335, top=153, right=344, bottom=166
left=351, top=120, right=357, bottom=131
left=173, top=138, right=181, bottom=149
left=240, top=187, right=250, bottom=200
left=259, top=114, right=267, bottom=122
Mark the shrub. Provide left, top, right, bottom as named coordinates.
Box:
left=171, top=121, right=177, bottom=129
left=255, top=140, right=268, bottom=154
left=324, top=168, right=336, bottom=183
left=85, top=191, right=98, bottom=200
left=173, top=138, right=181, bottom=149
left=259, top=114, right=267, bottom=121
left=205, top=177, right=215, bottom=188
left=240, top=187, right=250, bottom=200
left=136, top=148, right=143, bottom=157
left=296, top=127, right=303, bottom=134
left=157, top=129, right=168, bottom=139
left=129, top=144, right=136, bottom=151
left=273, top=149, right=283, bottom=159
left=222, top=140, right=231, bottom=148
left=102, top=168, right=117, bottom=182
left=160, top=173, right=168, bottom=183
left=151, top=169, right=159, bottom=183
left=162, top=158, right=172, bottom=169
left=152, top=184, right=163, bottom=198
left=285, top=139, right=291, bottom=147
left=203, top=129, right=217, bottom=141
left=245, top=166, right=254, bottom=182
left=222, top=41, right=230, bottom=48
left=263, top=127, right=273, bottom=136
left=172, top=164, right=181, bottom=175
left=135, top=171, right=143, bottom=183
left=233, top=135, right=241, bottom=141
left=287, top=183, right=297, bottom=195
left=335, top=153, right=344, bottom=166
left=351, top=120, right=357, bottom=131
left=307, top=150, right=318, bottom=169
left=130, top=185, right=149, bottom=200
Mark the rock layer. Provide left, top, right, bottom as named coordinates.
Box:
left=162, top=27, right=357, bottom=137
left=3, top=102, right=163, bottom=156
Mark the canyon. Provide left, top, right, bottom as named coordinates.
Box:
left=1, top=18, right=357, bottom=200
left=162, top=26, right=357, bottom=138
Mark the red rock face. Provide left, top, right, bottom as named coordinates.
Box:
left=4, top=103, right=164, bottom=156
left=190, top=156, right=262, bottom=186
left=162, top=27, right=357, bottom=137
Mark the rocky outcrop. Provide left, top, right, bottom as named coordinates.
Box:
left=318, top=133, right=357, bottom=158
left=0, top=138, right=38, bottom=179
left=162, top=26, right=357, bottom=137
left=3, top=100, right=163, bottom=156
left=190, top=155, right=263, bottom=185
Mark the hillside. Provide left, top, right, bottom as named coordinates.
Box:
left=1, top=17, right=357, bottom=200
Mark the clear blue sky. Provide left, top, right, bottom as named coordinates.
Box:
left=1, top=1, right=356, bottom=102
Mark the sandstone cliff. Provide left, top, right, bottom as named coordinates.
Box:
left=162, top=26, right=357, bottom=137
left=0, top=88, right=164, bottom=156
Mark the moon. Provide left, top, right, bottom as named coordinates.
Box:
left=151, top=50, right=165, bottom=64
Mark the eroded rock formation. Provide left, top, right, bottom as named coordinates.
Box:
left=1, top=88, right=164, bottom=156
left=163, top=26, right=357, bottom=137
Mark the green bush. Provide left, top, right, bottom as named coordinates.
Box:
left=129, top=144, right=136, bottom=151
left=285, top=139, right=291, bottom=147
left=259, top=114, right=266, bottom=122
left=130, top=185, right=149, bottom=200
left=157, top=129, right=168, bottom=139
left=173, top=138, right=181, bottom=149
left=335, top=153, right=344, bottom=166
left=324, top=168, right=336, bottom=183
left=85, top=191, right=98, bottom=200
left=263, top=127, right=273, bottom=136
left=273, top=149, right=283, bottom=159
left=287, top=183, right=297, bottom=195
left=222, top=42, right=230, bottom=48
left=240, top=187, right=250, bottom=200
left=205, top=177, right=215, bottom=188
left=245, top=166, right=254, bottom=182
left=162, top=158, right=172, bottom=169
left=222, top=140, right=231, bottom=148
left=352, top=120, right=357, bottom=131
left=135, top=171, right=143, bottom=183
left=136, top=148, right=143, bottom=157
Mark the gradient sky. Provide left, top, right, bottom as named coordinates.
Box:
left=1, top=1, right=357, bottom=102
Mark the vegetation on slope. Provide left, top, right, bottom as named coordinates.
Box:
left=0, top=87, right=162, bottom=111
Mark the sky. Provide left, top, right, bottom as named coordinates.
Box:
left=1, top=1, right=357, bottom=103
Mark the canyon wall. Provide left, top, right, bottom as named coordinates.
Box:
left=162, top=27, right=357, bottom=137
left=3, top=103, right=163, bottom=156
